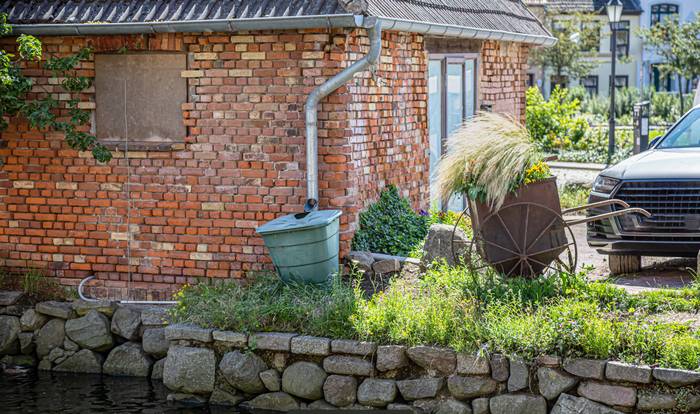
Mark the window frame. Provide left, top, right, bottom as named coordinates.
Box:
left=427, top=53, right=480, bottom=210
left=582, top=75, right=599, bottom=95
left=614, top=20, right=631, bottom=58
left=93, top=51, right=188, bottom=151
left=428, top=53, right=480, bottom=152
left=609, top=75, right=629, bottom=92
left=651, top=3, right=679, bottom=26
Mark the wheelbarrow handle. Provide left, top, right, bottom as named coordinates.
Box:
left=565, top=207, right=652, bottom=226
left=561, top=199, right=631, bottom=215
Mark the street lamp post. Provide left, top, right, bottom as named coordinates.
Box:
left=606, top=0, right=623, bottom=165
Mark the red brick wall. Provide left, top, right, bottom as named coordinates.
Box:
left=0, top=30, right=528, bottom=297
left=480, top=40, right=531, bottom=123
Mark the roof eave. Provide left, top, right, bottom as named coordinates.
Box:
left=10, top=14, right=367, bottom=36
left=378, top=17, right=557, bottom=46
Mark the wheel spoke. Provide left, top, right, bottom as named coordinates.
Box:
left=477, top=238, right=521, bottom=257
left=525, top=216, right=559, bottom=252
left=526, top=241, right=575, bottom=257
left=522, top=204, right=530, bottom=251
left=496, top=213, right=521, bottom=254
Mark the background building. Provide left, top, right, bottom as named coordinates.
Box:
left=639, top=0, right=700, bottom=92
left=525, top=0, right=643, bottom=97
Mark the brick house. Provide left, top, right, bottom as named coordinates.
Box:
left=0, top=0, right=554, bottom=298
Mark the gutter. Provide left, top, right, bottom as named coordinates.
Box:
left=10, top=14, right=366, bottom=36
left=378, top=17, right=557, bottom=46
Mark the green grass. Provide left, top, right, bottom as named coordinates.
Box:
left=559, top=184, right=591, bottom=210
left=172, top=264, right=700, bottom=370
left=0, top=268, right=71, bottom=302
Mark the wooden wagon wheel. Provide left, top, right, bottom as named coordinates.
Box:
left=453, top=202, right=578, bottom=278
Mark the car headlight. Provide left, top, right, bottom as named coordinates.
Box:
left=592, top=176, right=620, bottom=194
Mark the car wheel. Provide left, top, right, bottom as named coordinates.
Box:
left=608, top=254, right=641, bottom=275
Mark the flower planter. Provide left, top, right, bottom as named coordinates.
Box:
left=468, top=177, right=569, bottom=277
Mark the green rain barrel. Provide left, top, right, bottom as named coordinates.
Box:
left=256, top=210, right=342, bottom=284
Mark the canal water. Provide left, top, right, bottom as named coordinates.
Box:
left=0, top=370, right=224, bottom=413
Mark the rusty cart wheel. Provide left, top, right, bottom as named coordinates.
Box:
left=456, top=202, right=578, bottom=278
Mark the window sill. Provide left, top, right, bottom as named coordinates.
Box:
left=100, top=141, right=185, bottom=152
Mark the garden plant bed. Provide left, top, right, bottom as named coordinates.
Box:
left=3, top=290, right=700, bottom=413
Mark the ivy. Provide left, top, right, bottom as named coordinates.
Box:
left=0, top=14, right=112, bottom=162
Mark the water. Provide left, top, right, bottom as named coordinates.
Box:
left=0, top=370, right=220, bottom=413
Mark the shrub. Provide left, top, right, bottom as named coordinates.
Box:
left=526, top=86, right=589, bottom=151
left=559, top=184, right=591, bottom=210
left=351, top=185, right=428, bottom=256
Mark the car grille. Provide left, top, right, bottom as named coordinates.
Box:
left=613, top=180, right=700, bottom=237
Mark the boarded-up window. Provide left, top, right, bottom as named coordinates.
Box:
left=94, top=53, right=186, bottom=148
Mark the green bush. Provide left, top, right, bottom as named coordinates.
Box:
left=352, top=185, right=429, bottom=256
left=526, top=86, right=589, bottom=151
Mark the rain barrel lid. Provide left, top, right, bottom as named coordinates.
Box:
left=256, top=210, right=342, bottom=235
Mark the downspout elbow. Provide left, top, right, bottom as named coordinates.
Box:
left=304, top=20, right=383, bottom=212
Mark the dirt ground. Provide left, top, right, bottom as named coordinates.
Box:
left=572, top=221, right=697, bottom=293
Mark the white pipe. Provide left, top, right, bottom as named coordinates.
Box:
left=78, top=275, right=176, bottom=305
left=303, top=19, right=383, bottom=211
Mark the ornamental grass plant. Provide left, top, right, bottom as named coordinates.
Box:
left=435, top=112, right=550, bottom=210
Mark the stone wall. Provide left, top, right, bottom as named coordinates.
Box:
left=2, top=291, right=700, bottom=413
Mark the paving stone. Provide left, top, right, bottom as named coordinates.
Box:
left=397, top=378, right=443, bottom=400
left=323, top=355, right=373, bottom=376
left=35, top=301, right=75, bottom=319
left=377, top=345, right=408, bottom=372
left=457, top=354, right=491, bottom=375
left=111, top=306, right=142, bottom=341
left=447, top=375, right=498, bottom=400
left=164, top=323, right=213, bottom=343
left=551, top=394, right=623, bottom=414
left=19, top=309, right=47, bottom=332
left=490, top=394, right=546, bottom=414
left=163, top=346, right=216, bottom=394
left=212, top=331, right=247, bottom=347
left=508, top=357, right=529, bottom=392
left=323, top=375, right=357, bottom=407
left=536, top=355, right=562, bottom=367
left=0, top=291, right=24, bottom=306
left=260, top=369, right=281, bottom=392
left=652, top=367, right=700, bottom=387
left=537, top=367, right=578, bottom=400
left=357, top=378, right=397, bottom=407
left=605, top=361, right=652, bottom=384
left=637, top=391, right=676, bottom=411
left=282, top=361, right=327, bottom=400
left=250, top=332, right=296, bottom=351
left=290, top=335, right=331, bottom=356
left=578, top=381, right=636, bottom=407
left=407, top=346, right=456, bottom=375
left=490, top=354, right=509, bottom=382
left=562, top=358, right=606, bottom=380
left=331, top=339, right=377, bottom=356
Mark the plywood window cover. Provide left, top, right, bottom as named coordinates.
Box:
left=94, top=52, right=187, bottom=150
